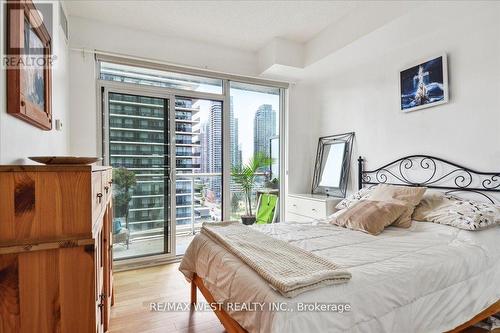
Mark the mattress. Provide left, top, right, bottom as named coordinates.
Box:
left=179, top=221, right=500, bottom=333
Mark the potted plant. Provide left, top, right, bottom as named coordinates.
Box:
left=231, top=152, right=271, bottom=225
left=265, top=177, right=280, bottom=190
left=113, top=168, right=137, bottom=245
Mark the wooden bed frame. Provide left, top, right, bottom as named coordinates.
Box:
left=189, top=155, right=500, bottom=332
left=191, top=274, right=246, bottom=333
left=191, top=274, right=499, bottom=333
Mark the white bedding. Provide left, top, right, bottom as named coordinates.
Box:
left=179, top=221, right=500, bottom=333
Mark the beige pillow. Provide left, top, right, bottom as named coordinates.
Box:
left=412, top=191, right=445, bottom=220
left=329, top=200, right=408, bottom=235
left=368, top=184, right=427, bottom=228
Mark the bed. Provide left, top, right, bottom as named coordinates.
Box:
left=179, top=155, right=500, bottom=332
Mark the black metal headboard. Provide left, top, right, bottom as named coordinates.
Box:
left=358, top=155, right=500, bottom=203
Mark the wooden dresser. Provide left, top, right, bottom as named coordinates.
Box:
left=0, top=165, right=113, bottom=333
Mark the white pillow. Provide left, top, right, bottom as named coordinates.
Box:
left=413, top=193, right=500, bottom=230
left=336, top=186, right=375, bottom=210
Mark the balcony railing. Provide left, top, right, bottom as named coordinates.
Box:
left=175, top=173, right=222, bottom=235
left=176, top=163, right=201, bottom=169
left=121, top=173, right=222, bottom=243
left=176, top=151, right=201, bottom=157
left=113, top=172, right=274, bottom=260
left=176, top=140, right=201, bottom=145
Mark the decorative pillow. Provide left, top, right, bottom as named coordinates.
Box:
left=413, top=193, right=500, bottom=230
left=412, top=190, right=446, bottom=217
left=335, top=186, right=374, bottom=210
left=368, top=184, right=427, bottom=228
left=329, top=200, right=407, bottom=235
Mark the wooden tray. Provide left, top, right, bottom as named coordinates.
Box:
left=29, top=156, right=102, bottom=165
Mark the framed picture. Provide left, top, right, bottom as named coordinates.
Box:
left=6, top=0, right=52, bottom=130
left=399, top=53, right=448, bottom=112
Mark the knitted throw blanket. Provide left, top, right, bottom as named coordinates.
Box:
left=200, top=222, right=351, bottom=298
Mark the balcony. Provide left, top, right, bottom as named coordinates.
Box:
left=175, top=124, right=195, bottom=132
left=110, top=131, right=165, bottom=143
left=176, top=163, right=201, bottom=169
left=113, top=234, right=196, bottom=259
left=175, top=106, right=199, bottom=112
left=176, top=151, right=201, bottom=157
left=112, top=173, right=222, bottom=259
left=176, top=199, right=192, bottom=206
left=175, top=113, right=192, bottom=121
left=175, top=100, right=193, bottom=109
left=176, top=139, right=201, bottom=145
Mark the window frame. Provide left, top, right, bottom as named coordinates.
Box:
left=96, top=55, right=288, bottom=267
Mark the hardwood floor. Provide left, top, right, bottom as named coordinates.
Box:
left=109, top=263, right=225, bottom=333
left=109, top=263, right=492, bottom=333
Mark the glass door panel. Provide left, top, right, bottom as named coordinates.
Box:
left=175, top=97, right=223, bottom=255
left=106, top=91, right=170, bottom=260
left=229, top=82, right=281, bottom=221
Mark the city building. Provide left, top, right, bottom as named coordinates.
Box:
left=253, top=104, right=277, bottom=157
left=230, top=97, right=242, bottom=168
left=206, top=102, right=222, bottom=201
left=108, top=93, right=167, bottom=240
left=174, top=98, right=202, bottom=228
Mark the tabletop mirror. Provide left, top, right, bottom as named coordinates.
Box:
left=311, top=132, right=354, bottom=197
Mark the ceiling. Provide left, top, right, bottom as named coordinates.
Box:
left=64, top=0, right=358, bottom=52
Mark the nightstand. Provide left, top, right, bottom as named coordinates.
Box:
left=286, top=193, right=342, bottom=222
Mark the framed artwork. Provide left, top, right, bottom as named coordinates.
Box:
left=399, top=53, right=448, bottom=112
left=6, top=0, right=52, bottom=130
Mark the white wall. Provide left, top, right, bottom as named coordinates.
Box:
left=286, top=83, right=319, bottom=194
left=0, top=1, right=70, bottom=164
left=64, top=2, right=500, bottom=198
left=289, top=2, right=500, bottom=194
left=68, top=16, right=259, bottom=156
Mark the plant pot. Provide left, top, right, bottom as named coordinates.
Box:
left=113, top=217, right=126, bottom=234
left=241, top=215, right=256, bottom=225
left=264, top=181, right=279, bottom=190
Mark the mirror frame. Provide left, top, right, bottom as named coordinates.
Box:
left=311, top=132, right=355, bottom=197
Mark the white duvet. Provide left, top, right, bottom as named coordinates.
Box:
left=179, top=221, right=500, bottom=333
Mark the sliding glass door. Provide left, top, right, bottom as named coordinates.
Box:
left=104, top=91, right=224, bottom=259
left=174, top=97, right=222, bottom=255
left=104, top=90, right=171, bottom=260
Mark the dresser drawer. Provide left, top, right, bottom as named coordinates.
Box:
left=287, top=196, right=327, bottom=219
left=286, top=212, right=315, bottom=223
left=92, top=171, right=105, bottom=223
left=103, top=169, right=113, bottom=203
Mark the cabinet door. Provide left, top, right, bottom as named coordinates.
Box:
left=0, top=246, right=96, bottom=333
left=92, top=172, right=104, bottom=223
left=94, top=225, right=105, bottom=333
left=103, top=204, right=113, bottom=331
left=59, top=246, right=97, bottom=333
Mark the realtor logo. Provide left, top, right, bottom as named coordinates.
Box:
left=3, top=1, right=56, bottom=68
